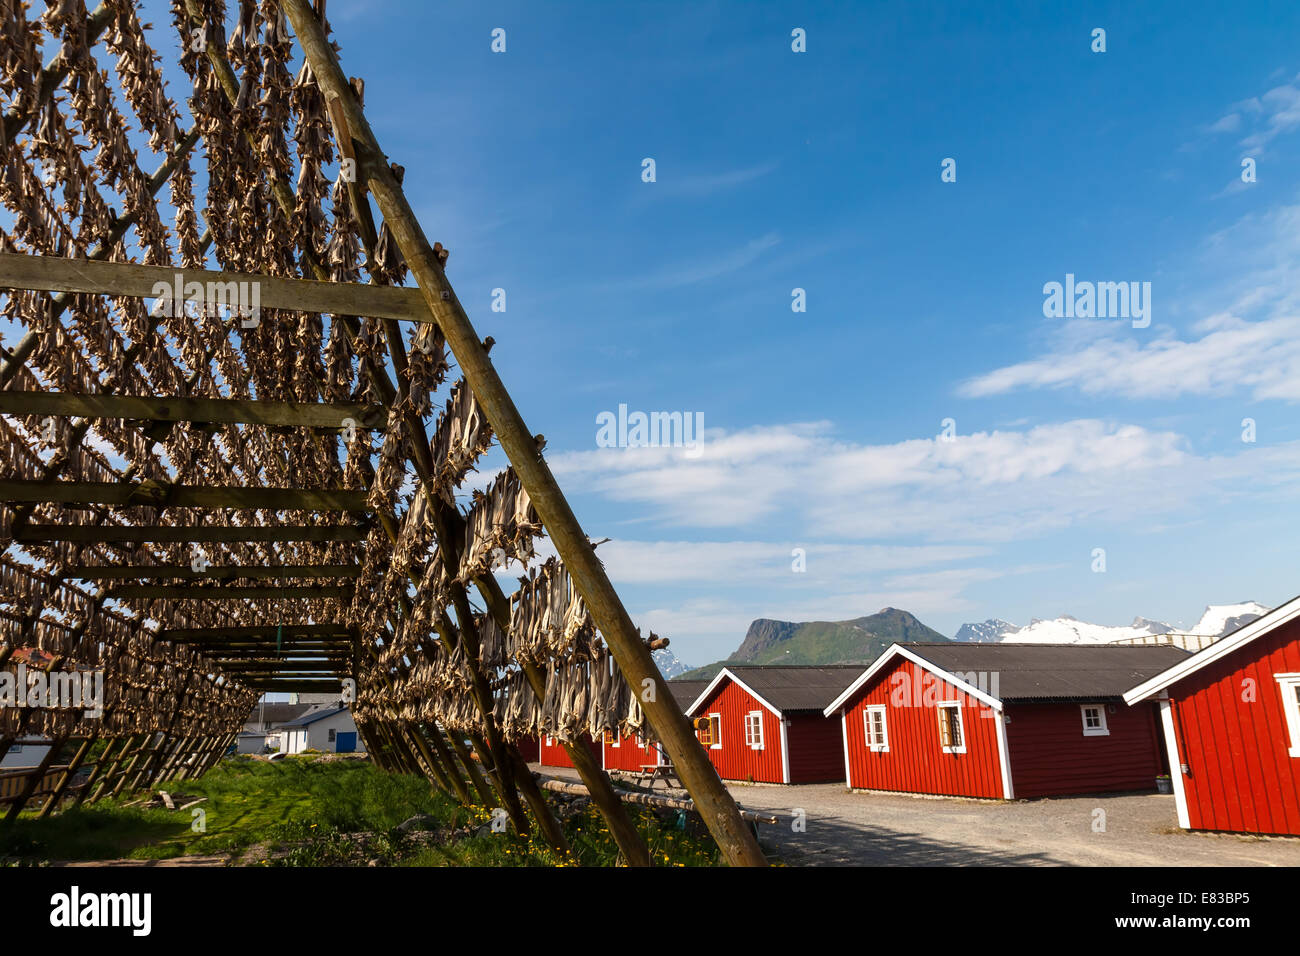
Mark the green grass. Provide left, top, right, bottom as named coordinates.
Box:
left=0, top=756, right=725, bottom=867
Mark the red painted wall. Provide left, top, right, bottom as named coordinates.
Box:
left=538, top=733, right=600, bottom=768
left=1165, top=616, right=1300, bottom=835
left=785, top=713, right=847, bottom=783
left=514, top=736, right=539, bottom=763
left=602, top=734, right=663, bottom=772
left=1004, top=701, right=1163, bottom=798
left=839, top=660, right=1004, bottom=798
left=692, top=680, right=786, bottom=783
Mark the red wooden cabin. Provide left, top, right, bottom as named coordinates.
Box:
left=600, top=679, right=707, bottom=771
left=513, top=736, right=539, bottom=763
left=1124, top=596, right=1300, bottom=835
left=685, top=666, right=860, bottom=784
left=537, top=733, right=601, bottom=768
left=825, top=642, right=1187, bottom=800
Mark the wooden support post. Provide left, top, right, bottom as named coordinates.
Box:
left=475, top=574, right=650, bottom=866
left=38, top=734, right=97, bottom=819
left=3, top=736, right=66, bottom=823
left=74, top=736, right=126, bottom=808
left=281, top=0, right=766, bottom=867
left=419, top=723, right=472, bottom=804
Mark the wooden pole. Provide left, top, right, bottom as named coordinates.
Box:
left=38, top=734, right=97, bottom=818
left=3, top=736, right=66, bottom=823
left=280, top=0, right=767, bottom=867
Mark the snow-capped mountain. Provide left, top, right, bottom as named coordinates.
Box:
left=652, top=648, right=694, bottom=678
left=952, top=602, right=1270, bottom=646
left=952, top=620, right=1016, bottom=643
left=1189, top=602, right=1269, bottom=637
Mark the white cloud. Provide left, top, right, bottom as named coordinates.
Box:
left=550, top=418, right=1294, bottom=544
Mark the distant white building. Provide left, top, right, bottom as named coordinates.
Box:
left=277, top=704, right=365, bottom=755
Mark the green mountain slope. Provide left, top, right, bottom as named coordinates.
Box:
left=679, top=607, right=950, bottom=681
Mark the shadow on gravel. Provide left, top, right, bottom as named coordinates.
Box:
left=756, top=816, right=1065, bottom=866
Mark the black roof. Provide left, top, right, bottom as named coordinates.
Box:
left=902, top=642, right=1192, bottom=701
left=667, top=680, right=709, bottom=708
left=712, top=665, right=864, bottom=713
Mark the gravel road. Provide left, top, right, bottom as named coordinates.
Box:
left=536, top=767, right=1300, bottom=866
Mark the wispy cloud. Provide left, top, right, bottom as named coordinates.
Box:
left=591, top=232, right=780, bottom=293
left=640, top=161, right=779, bottom=200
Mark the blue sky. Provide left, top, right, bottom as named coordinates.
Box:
left=27, top=0, right=1300, bottom=668
left=334, top=0, right=1300, bottom=665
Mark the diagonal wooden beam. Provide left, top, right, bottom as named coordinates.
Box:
left=282, top=0, right=767, bottom=867
left=0, top=392, right=386, bottom=429
left=0, top=480, right=369, bottom=511
left=16, top=524, right=366, bottom=544
left=62, top=565, right=360, bottom=581
left=0, top=253, right=436, bottom=324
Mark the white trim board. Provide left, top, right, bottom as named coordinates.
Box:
left=822, top=643, right=1004, bottom=717
left=685, top=667, right=784, bottom=719
left=1124, top=594, right=1300, bottom=704
left=1159, top=699, right=1192, bottom=829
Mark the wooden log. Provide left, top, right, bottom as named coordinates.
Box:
left=17, top=524, right=366, bottom=544
left=0, top=480, right=369, bottom=512
left=0, top=391, right=386, bottom=429
left=535, top=776, right=779, bottom=824
left=106, top=585, right=353, bottom=600
left=160, top=625, right=355, bottom=639
left=0, top=252, right=436, bottom=323
left=281, top=0, right=767, bottom=868
left=62, top=564, right=360, bottom=581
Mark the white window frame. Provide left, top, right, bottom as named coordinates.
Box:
left=937, top=701, right=966, bottom=754
left=635, top=734, right=645, bottom=749
left=864, top=705, right=889, bottom=752
left=1080, top=704, right=1109, bottom=737
left=1276, top=674, right=1300, bottom=758
left=607, top=730, right=620, bottom=748
left=743, top=711, right=765, bottom=750
left=544, top=735, right=554, bottom=747
left=704, top=713, right=722, bottom=749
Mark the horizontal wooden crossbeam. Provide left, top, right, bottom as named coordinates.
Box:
left=17, top=524, right=366, bottom=544
left=108, top=585, right=354, bottom=600
left=0, top=252, right=437, bottom=323
left=218, top=661, right=340, bottom=672
left=62, top=565, right=360, bottom=581
left=159, top=625, right=356, bottom=639
left=0, top=391, right=386, bottom=429
left=0, top=480, right=369, bottom=511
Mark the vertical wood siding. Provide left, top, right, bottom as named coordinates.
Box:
left=538, top=734, right=600, bottom=768
left=840, top=660, right=1004, bottom=798
left=602, top=735, right=662, bottom=772
left=1004, top=701, right=1162, bottom=798
left=785, top=713, right=847, bottom=783
left=1166, top=617, right=1300, bottom=835
left=693, top=680, right=785, bottom=783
